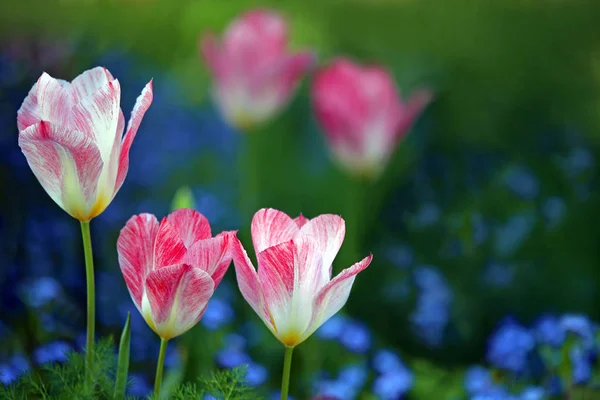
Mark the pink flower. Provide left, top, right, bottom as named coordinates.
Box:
left=17, top=67, right=153, bottom=221
left=200, top=9, right=315, bottom=130
left=312, top=58, right=432, bottom=179
left=232, top=208, right=372, bottom=347
left=117, top=209, right=236, bottom=340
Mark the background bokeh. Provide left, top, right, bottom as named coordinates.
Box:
left=1, top=1, right=600, bottom=399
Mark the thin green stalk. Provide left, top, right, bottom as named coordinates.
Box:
left=280, top=346, right=294, bottom=400
left=154, top=339, right=168, bottom=399
left=80, top=221, right=95, bottom=389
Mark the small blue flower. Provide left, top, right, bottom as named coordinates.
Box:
left=339, top=321, right=371, bottom=354
left=316, top=315, right=348, bottom=340
left=486, top=319, right=535, bottom=373
left=203, top=395, right=218, bottom=400
left=316, top=380, right=357, bottom=399
left=18, top=276, right=62, bottom=308
left=563, top=147, right=594, bottom=177
left=201, top=298, right=235, bottom=331
left=244, top=362, right=268, bottom=386
left=483, top=262, right=515, bottom=288
left=560, top=314, right=594, bottom=346
left=493, top=211, right=536, bottom=257
left=373, top=350, right=405, bottom=375
left=570, top=345, right=591, bottom=384
left=270, top=392, right=295, bottom=400
left=533, top=315, right=565, bottom=347
left=224, top=333, right=247, bottom=350
left=520, top=386, right=545, bottom=400
left=372, top=368, right=414, bottom=400
left=542, top=197, right=566, bottom=228
left=0, top=364, right=17, bottom=385
left=215, top=349, right=251, bottom=369
left=464, top=365, right=493, bottom=395
left=9, top=355, right=29, bottom=375
left=411, top=203, right=441, bottom=228
left=338, top=363, right=369, bottom=389
left=385, top=244, right=414, bottom=269
left=503, top=165, right=539, bottom=200
left=34, top=341, right=72, bottom=364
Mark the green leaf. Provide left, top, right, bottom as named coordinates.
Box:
left=171, top=186, right=196, bottom=211
left=114, top=313, right=131, bottom=400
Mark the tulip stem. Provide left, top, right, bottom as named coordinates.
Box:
left=154, top=339, right=168, bottom=399
left=80, top=221, right=95, bottom=389
left=280, top=346, right=294, bottom=400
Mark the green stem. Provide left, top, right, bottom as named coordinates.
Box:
left=154, top=339, right=168, bottom=399
left=280, top=346, right=294, bottom=400
left=80, top=221, right=95, bottom=389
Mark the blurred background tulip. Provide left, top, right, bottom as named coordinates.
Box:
left=2, top=1, right=600, bottom=399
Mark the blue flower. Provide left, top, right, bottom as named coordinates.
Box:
left=316, top=315, right=348, bottom=341
left=373, top=350, right=405, bottom=375
left=215, top=349, right=251, bottom=369
left=464, top=366, right=494, bottom=396
left=411, top=203, right=441, bottom=228
left=34, top=341, right=72, bottom=365
left=486, top=319, right=535, bottom=373
left=483, top=262, right=515, bottom=288
left=339, top=321, right=371, bottom=354
left=542, top=197, right=566, bottom=228
left=372, top=368, right=414, bottom=400
left=201, top=298, right=235, bottom=331
left=519, top=386, right=545, bottom=400
left=18, top=276, right=62, bottom=309
left=563, top=147, right=594, bottom=177
left=560, top=314, right=594, bottom=346
left=338, top=363, right=369, bottom=390
left=570, top=345, right=591, bottom=384
left=410, top=266, right=452, bottom=347
left=270, top=392, right=295, bottom=400
left=244, top=362, right=268, bottom=386
left=493, top=211, right=536, bottom=257
left=0, top=364, right=17, bottom=385
left=533, top=315, right=565, bottom=347
left=224, top=333, right=247, bottom=350
left=385, top=244, right=414, bottom=269
left=503, top=165, right=539, bottom=200
left=316, top=380, right=357, bottom=399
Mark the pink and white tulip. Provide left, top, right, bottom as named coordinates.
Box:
left=200, top=9, right=315, bottom=130
left=312, top=58, right=432, bottom=179
left=117, top=209, right=235, bottom=340
left=232, top=208, right=373, bottom=347
left=17, top=67, right=153, bottom=221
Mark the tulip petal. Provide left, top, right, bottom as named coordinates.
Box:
left=71, top=79, right=121, bottom=162
left=293, top=213, right=309, bottom=228
left=251, top=208, right=299, bottom=253
left=167, top=208, right=211, bottom=248
left=200, top=33, right=225, bottom=79
left=273, top=52, right=315, bottom=96
left=117, top=213, right=160, bottom=308
left=396, top=89, right=433, bottom=135
left=154, top=219, right=186, bottom=268
left=307, top=254, right=372, bottom=336
left=70, top=67, right=114, bottom=103
left=36, top=72, right=73, bottom=127
left=185, top=231, right=234, bottom=288
left=18, top=121, right=103, bottom=220
left=231, top=237, right=272, bottom=329
left=299, top=214, right=345, bottom=276
left=144, top=264, right=215, bottom=340
left=17, top=83, right=40, bottom=131
left=115, top=80, right=153, bottom=193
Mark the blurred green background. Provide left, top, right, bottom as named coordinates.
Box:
left=1, top=0, right=600, bottom=399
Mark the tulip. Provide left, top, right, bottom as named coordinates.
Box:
left=17, top=67, right=152, bottom=388
left=117, top=208, right=235, bottom=397
left=200, top=9, right=315, bottom=130
left=17, top=67, right=153, bottom=221
left=232, top=208, right=372, bottom=399
left=312, top=58, right=432, bottom=179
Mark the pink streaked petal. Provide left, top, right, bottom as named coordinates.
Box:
left=167, top=208, right=211, bottom=248
left=145, top=264, right=215, bottom=339
left=294, top=213, right=309, bottom=228
left=293, top=235, right=326, bottom=296
left=36, top=72, right=73, bottom=127
left=71, top=79, right=121, bottom=160
left=395, top=88, right=433, bottom=135
left=154, top=218, right=186, bottom=268
left=115, top=80, right=153, bottom=193
left=18, top=121, right=103, bottom=220
left=17, top=83, right=40, bottom=131
left=231, top=237, right=272, bottom=328
left=70, top=67, right=114, bottom=103
left=299, top=214, right=345, bottom=276
left=185, top=231, right=234, bottom=286
left=251, top=208, right=300, bottom=253
left=117, top=213, right=160, bottom=308
left=274, top=51, right=315, bottom=96
left=257, top=240, right=295, bottom=309
left=309, top=254, right=373, bottom=334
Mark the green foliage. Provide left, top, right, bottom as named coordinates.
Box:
left=170, top=186, right=196, bottom=211
left=114, top=313, right=131, bottom=400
